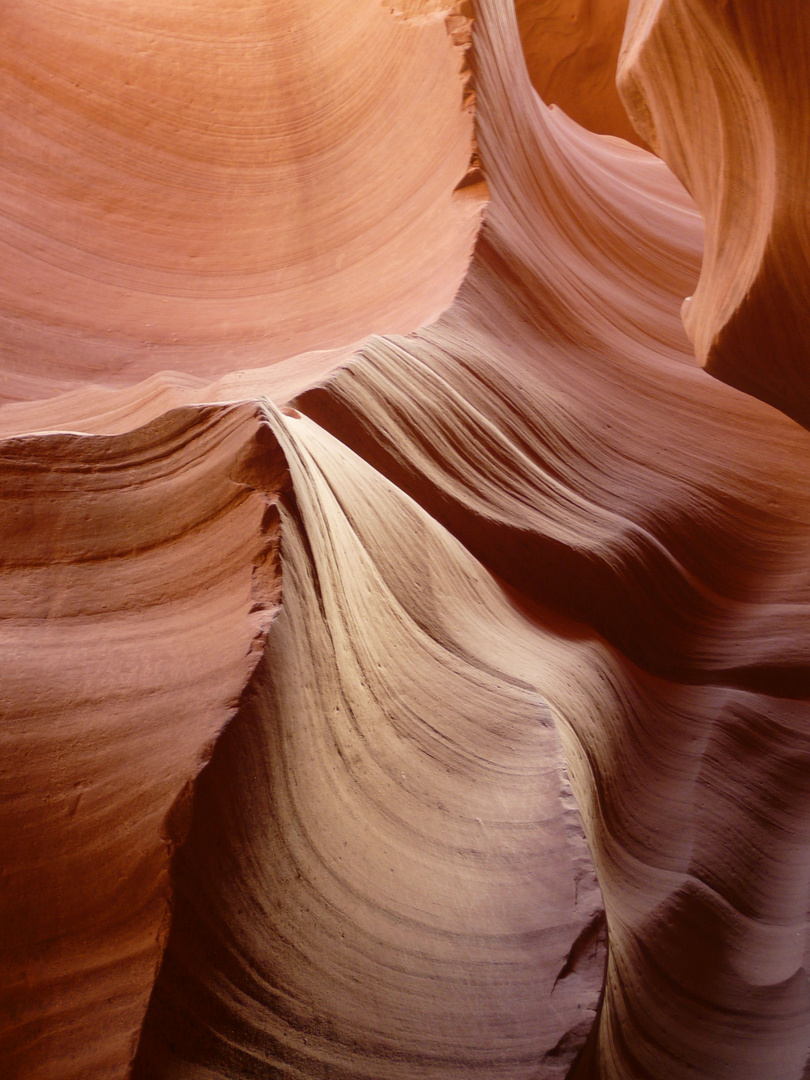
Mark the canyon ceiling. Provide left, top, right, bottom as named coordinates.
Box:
left=1, top=2, right=809, bottom=1079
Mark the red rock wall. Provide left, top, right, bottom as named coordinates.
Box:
left=1, top=2, right=809, bottom=1079
left=618, top=0, right=810, bottom=428
left=0, top=0, right=484, bottom=402
left=515, top=0, right=646, bottom=146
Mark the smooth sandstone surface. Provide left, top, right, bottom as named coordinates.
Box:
left=0, top=0, right=484, bottom=403
left=618, top=0, right=810, bottom=428
left=1, top=1, right=810, bottom=1079
left=133, top=405, right=606, bottom=1078
left=515, top=0, right=645, bottom=146
left=296, top=3, right=810, bottom=1077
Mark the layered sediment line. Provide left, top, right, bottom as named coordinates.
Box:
left=292, top=2, right=810, bottom=1076
left=132, top=403, right=606, bottom=1078
left=2, top=1, right=810, bottom=1078
left=0, top=0, right=484, bottom=403
left=618, top=0, right=810, bottom=430
left=0, top=404, right=285, bottom=1079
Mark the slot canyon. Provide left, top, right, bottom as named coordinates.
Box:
left=1, top=2, right=809, bottom=1078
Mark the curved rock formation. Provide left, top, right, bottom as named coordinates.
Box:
left=2, top=1, right=810, bottom=1079
left=133, top=404, right=605, bottom=1078
left=0, top=0, right=484, bottom=403
left=618, top=0, right=810, bottom=429
left=515, top=0, right=645, bottom=146
left=0, top=404, right=285, bottom=1078
left=294, top=3, right=810, bottom=1077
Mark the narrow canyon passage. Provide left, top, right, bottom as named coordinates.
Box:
left=0, top=2, right=809, bottom=1079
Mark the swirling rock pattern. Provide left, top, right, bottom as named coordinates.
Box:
left=618, top=0, right=810, bottom=429
left=0, top=0, right=484, bottom=403
left=133, top=405, right=606, bottom=1078
left=296, top=3, right=810, bottom=1077
left=2, top=1, right=810, bottom=1079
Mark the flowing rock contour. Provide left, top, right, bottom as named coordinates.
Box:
left=0, top=404, right=285, bottom=1078
left=2, top=1, right=810, bottom=1079
left=618, top=0, right=810, bottom=428
left=0, top=0, right=484, bottom=402
left=297, top=2, right=810, bottom=1077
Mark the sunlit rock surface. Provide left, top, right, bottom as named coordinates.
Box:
left=0, top=0, right=484, bottom=403
left=618, top=0, right=810, bottom=429
left=1, top=2, right=810, bottom=1079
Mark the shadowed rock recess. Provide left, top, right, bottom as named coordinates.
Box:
left=0, top=2, right=808, bottom=1079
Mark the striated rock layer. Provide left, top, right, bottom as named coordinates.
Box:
left=134, top=404, right=606, bottom=1078
left=0, top=404, right=285, bottom=1078
left=1, top=1, right=810, bottom=1079
left=618, top=0, right=810, bottom=429
left=0, top=0, right=484, bottom=403
left=293, top=3, right=810, bottom=1078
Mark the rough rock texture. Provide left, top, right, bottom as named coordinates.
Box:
left=2, top=1, right=810, bottom=1079
left=0, top=404, right=285, bottom=1079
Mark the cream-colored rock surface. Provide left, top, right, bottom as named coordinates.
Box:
left=133, top=404, right=606, bottom=1078
left=2, top=1, right=810, bottom=1079
left=296, top=3, right=810, bottom=1077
